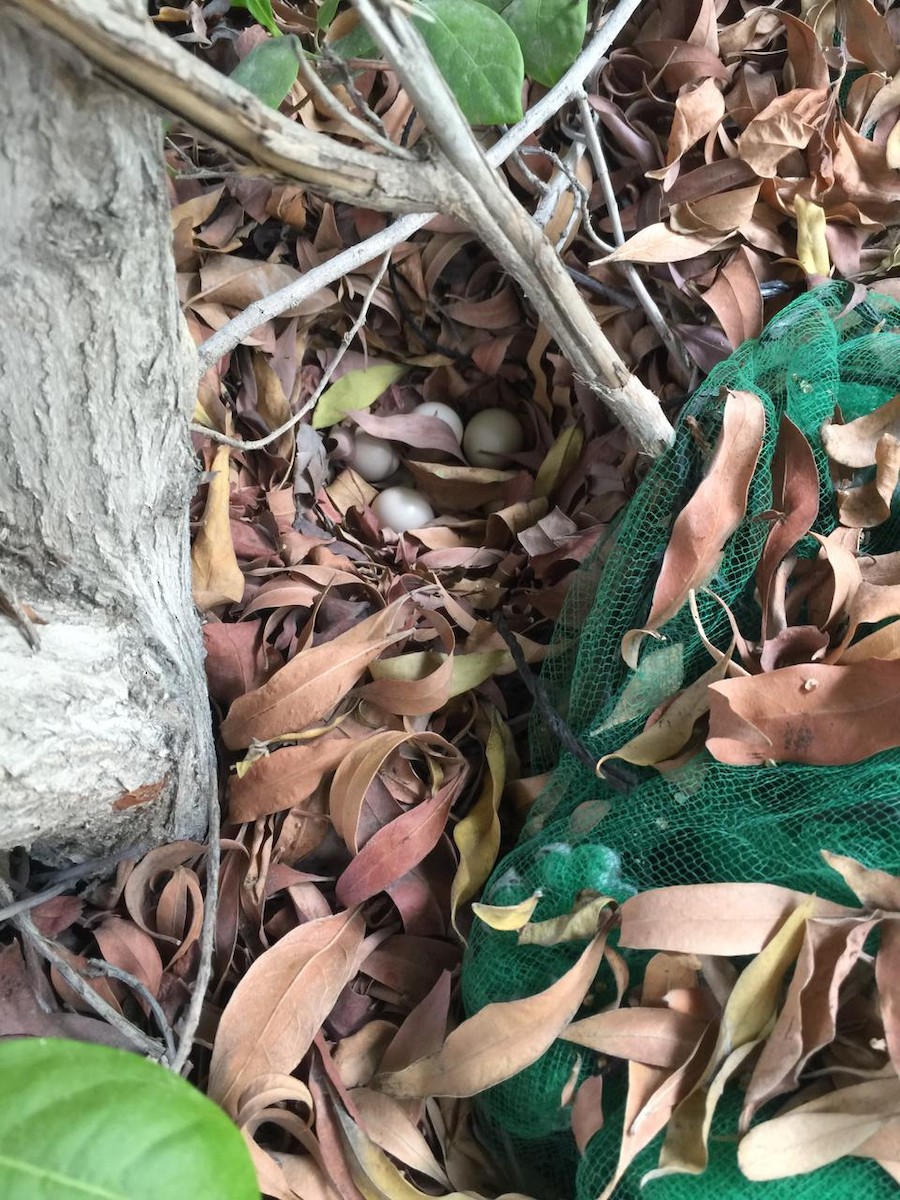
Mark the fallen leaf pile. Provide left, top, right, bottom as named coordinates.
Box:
left=604, top=385, right=900, bottom=776
left=5, top=1, right=900, bottom=1197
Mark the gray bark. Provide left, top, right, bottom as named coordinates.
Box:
left=0, top=3, right=213, bottom=860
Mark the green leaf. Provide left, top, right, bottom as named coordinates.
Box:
left=413, top=0, right=524, bottom=125
left=327, top=21, right=381, bottom=63
left=231, top=35, right=300, bottom=109
left=493, top=0, right=589, bottom=86
left=230, top=0, right=280, bottom=38
left=312, top=363, right=408, bottom=430
left=317, top=0, right=341, bottom=30
left=0, top=1039, right=259, bottom=1200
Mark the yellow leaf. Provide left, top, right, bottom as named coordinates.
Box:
left=534, top=426, right=584, bottom=499
left=471, top=892, right=543, bottom=931
left=191, top=443, right=245, bottom=611
left=451, top=708, right=506, bottom=933
left=518, top=894, right=616, bottom=946
left=795, top=196, right=830, bottom=276
left=312, top=363, right=406, bottom=430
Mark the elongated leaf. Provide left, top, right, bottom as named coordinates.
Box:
left=0, top=1039, right=258, bottom=1200
left=450, top=707, right=505, bottom=930
left=231, top=36, right=300, bottom=109
left=820, top=850, right=900, bottom=909
left=375, top=928, right=609, bottom=1098
left=742, top=914, right=878, bottom=1127
left=228, top=736, right=353, bottom=822
left=598, top=223, right=728, bottom=266
left=756, top=416, right=820, bottom=637
left=413, top=0, right=524, bottom=125
left=707, top=660, right=900, bottom=766
left=738, top=1077, right=900, bottom=1180
left=618, top=883, right=847, bottom=955
left=622, top=390, right=765, bottom=668
left=192, top=443, right=245, bottom=612
left=471, top=892, right=542, bottom=930
left=221, top=602, right=413, bottom=748
left=563, top=1008, right=710, bottom=1068
left=208, top=909, right=367, bottom=1115
left=231, top=0, right=279, bottom=37
left=312, top=363, right=407, bottom=430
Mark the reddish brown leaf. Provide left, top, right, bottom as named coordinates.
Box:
left=228, top=735, right=354, bottom=822
left=708, top=660, right=900, bottom=766
left=221, top=601, right=414, bottom=748
left=622, top=390, right=765, bottom=667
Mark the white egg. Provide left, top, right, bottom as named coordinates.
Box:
left=462, top=407, right=525, bottom=467
left=414, top=401, right=464, bottom=441
left=372, top=486, right=435, bottom=533
left=349, top=430, right=400, bottom=482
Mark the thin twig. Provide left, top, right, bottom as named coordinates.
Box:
left=191, top=253, right=392, bottom=451
left=169, top=783, right=221, bottom=1074
left=0, top=881, right=69, bottom=923
left=195, top=0, right=650, bottom=378
left=293, top=45, right=415, bottom=160
left=574, top=91, right=692, bottom=376
left=0, top=875, right=167, bottom=1061
left=84, top=959, right=178, bottom=1063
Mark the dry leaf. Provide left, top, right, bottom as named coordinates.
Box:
left=221, top=601, right=414, bottom=748
left=821, top=393, right=900, bottom=467
left=707, top=660, right=900, bottom=765
left=563, top=1007, right=710, bottom=1068
left=192, top=443, right=245, bottom=611
left=622, top=390, right=765, bottom=668
left=374, top=928, right=610, bottom=1099
left=208, top=908, right=367, bottom=1115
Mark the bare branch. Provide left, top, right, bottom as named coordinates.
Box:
left=9, top=0, right=450, bottom=214
left=351, top=0, right=674, bottom=455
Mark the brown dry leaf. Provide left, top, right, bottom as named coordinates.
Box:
left=563, top=1007, right=711, bottom=1068
left=618, top=883, right=847, bottom=955
left=738, top=1076, right=900, bottom=1180
left=756, top=416, right=820, bottom=636
left=820, top=850, right=900, bottom=909
left=741, top=912, right=879, bottom=1127
left=351, top=1087, right=451, bottom=1187
left=228, top=735, right=354, bottom=822
left=822, top=393, right=900, bottom=467
left=736, top=88, right=827, bottom=177
left=596, top=223, right=729, bottom=265
left=876, top=920, right=900, bottom=1077
left=374, top=927, right=609, bottom=1099
left=208, top=908, right=367, bottom=1116
left=839, top=0, right=900, bottom=74
left=837, top=434, right=900, bottom=528
left=700, top=248, right=763, bottom=349
left=622, top=390, right=765, bottom=668
left=649, top=78, right=726, bottom=178
left=192, top=443, right=245, bottom=611
left=220, top=601, right=414, bottom=748
left=707, top=660, right=900, bottom=766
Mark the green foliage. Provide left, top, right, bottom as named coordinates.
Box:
left=317, top=0, right=341, bottom=30
left=230, top=0, right=280, bottom=38
left=231, top=36, right=300, bottom=109
left=412, top=0, right=524, bottom=124
left=312, top=363, right=407, bottom=430
left=490, top=0, right=590, bottom=86
left=0, top=1039, right=259, bottom=1200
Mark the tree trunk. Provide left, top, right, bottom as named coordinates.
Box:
left=0, top=1, right=213, bottom=860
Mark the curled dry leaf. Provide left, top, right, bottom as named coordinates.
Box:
left=821, top=393, right=900, bottom=468
left=622, top=390, right=765, bottom=668
left=837, top=434, right=900, bottom=528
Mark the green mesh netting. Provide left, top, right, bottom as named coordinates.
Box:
left=461, top=283, right=900, bottom=1199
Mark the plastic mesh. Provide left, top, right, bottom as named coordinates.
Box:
left=461, top=284, right=900, bottom=1199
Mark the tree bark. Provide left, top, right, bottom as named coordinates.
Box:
left=0, top=2, right=213, bottom=860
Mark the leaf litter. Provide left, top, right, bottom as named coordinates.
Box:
left=5, top=0, right=900, bottom=1197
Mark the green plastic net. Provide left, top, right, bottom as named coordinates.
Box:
left=460, top=283, right=900, bottom=1200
